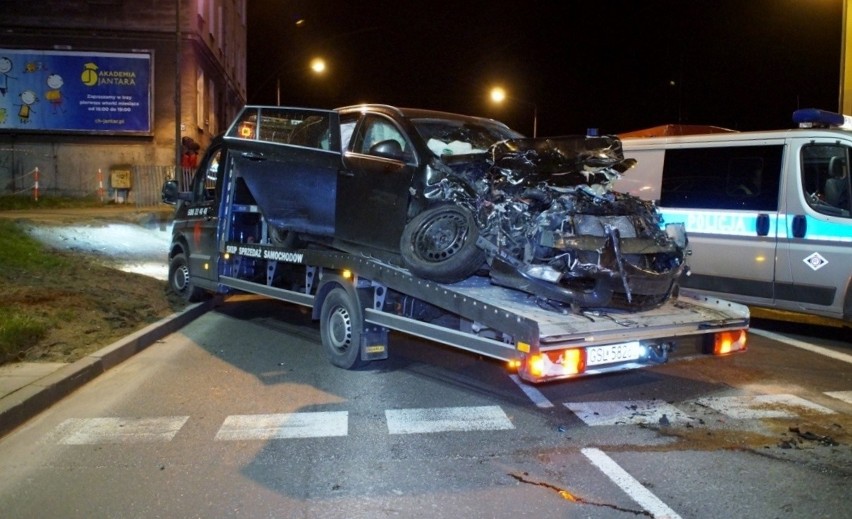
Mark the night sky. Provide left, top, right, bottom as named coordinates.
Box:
left=247, top=0, right=843, bottom=136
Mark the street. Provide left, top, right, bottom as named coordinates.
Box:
left=0, top=295, right=849, bottom=519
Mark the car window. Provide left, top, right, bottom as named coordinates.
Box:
left=801, top=144, right=851, bottom=218
left=227, top=108, right=336, bottom=151
left=659, top=145, right=783, bottom=211
left=412, top=117, right=521, bottom=157
left=352, top=114, right=414, bottom=162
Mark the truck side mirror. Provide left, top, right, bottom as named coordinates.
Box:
left=161, top=179, right=189, bottom=205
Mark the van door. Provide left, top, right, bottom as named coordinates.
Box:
left=657, top=143, right=785, bottom=307
left=183, top=143, right=226, bottom=286
left=778, top=138, right=852, bottom=320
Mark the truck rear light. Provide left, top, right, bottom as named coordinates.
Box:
left=524, top=349, right=587, bottom=379
left=561, top=348, right=586, bottom=374
left=712, top=330, right=747, bottom=355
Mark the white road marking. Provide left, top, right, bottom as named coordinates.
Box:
left=824, top=390, right=852, bottom=405
left=564, top=400, right=690, bottom=426
left=215, top=412, right=348, bottom=440
left=582, top=448, right=682, bottom=519
left=385, top=405, right=514, bottom=434
left=509, top=374, right=554, bottom=408
left=750, top=328, right=852, bottom=364
left=695, top=394, right=836, bottom=419
left=57, top=416, right=189, bottom=445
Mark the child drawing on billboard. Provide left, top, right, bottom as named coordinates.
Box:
left=0, top=57, right=16, bottom=97
left=16, top=90, right=38, bottom=123
left=45, top=74, right=65, bottom=114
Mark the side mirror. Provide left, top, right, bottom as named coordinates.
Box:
left=161, top=179, right=185, bottom=205
left=369, top=139, right=405, bottom=161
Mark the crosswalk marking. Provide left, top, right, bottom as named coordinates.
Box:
left=56, top=416, right=189, bottom=445
left=565, top=400, right=689, bottom=426
left=214, top=412, right=348, bottom=440
left=694, top=394, right=837, bottom=419
left=385, top=405, right=514, bottom=434
left=510, top=374, right=554, bottom=408
left=824, top=391, right=852, bottom=405
left=48, top=391, right=851, bottom=445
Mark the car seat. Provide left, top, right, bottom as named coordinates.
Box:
left=824, top=156, right=849, bottom=209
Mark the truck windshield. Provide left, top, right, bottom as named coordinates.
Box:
left=411, top=118, right=522, bottom=158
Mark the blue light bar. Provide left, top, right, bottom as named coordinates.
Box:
left=792, top=108, right=852, bottom=130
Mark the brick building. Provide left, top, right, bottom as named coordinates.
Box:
left=0, top=0, right=246, bottom=203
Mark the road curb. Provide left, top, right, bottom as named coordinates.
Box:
left=0, top=299, right=214, bottom=438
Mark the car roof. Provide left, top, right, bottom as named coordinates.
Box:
left=336, top=103, right=510, bottom=127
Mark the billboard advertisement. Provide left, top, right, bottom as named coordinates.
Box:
left=0, top=48, right=152, bottom=134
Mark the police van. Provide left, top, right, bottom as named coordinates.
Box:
left=614, top=109, right=852, bottom=323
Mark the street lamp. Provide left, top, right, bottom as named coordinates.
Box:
left=276, top=57, right=327, bottom=106
left=489, top=86, right=538, bottom=137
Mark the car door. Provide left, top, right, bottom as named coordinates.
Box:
left=336, top=112, right=419, bottom=253
left=226, top=107, right=341, bottom=238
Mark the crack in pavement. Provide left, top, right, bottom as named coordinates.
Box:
left=509, top=472, right=653, bottom=517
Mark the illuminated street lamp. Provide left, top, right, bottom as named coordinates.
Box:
left=489, top=86, right=538, bottom=137
left=276, top=57, right=327, bottom=106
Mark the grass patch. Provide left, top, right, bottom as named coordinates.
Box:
left=0, top=308, right=48, bottom=363
left=0, top=220, right=62, bottom=361
left=0, top=195, right=108, bottom=211
left=0, top=219, right=69, bottom=272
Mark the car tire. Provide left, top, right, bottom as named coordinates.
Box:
left=320, top=287, right=365, bottom=369
left=168, top=252, right=206, bottom=302
left=400, top=205, right=485, bottom=284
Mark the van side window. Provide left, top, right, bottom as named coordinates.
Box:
left=660, top=146, right=783, bottom=211
left=801, top=144, right=851, bottom=218
left=194, top=147, right=221, bottom=203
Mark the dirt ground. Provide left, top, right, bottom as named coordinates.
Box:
left=1, top=207, right=186, bottom=365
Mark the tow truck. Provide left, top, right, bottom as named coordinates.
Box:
left=162, top=104, right=749, bottom=383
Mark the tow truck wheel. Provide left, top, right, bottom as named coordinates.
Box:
left=320, top=287, right=365, bottom=369
left=168, top=252, right=205, bottom=302
left=400, top=205, right=485, bottom=284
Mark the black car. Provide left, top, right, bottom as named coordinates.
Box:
left=165, top=104, right=686, bottom=311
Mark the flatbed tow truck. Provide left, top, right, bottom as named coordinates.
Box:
left=163, top=105, right=749, bottom=384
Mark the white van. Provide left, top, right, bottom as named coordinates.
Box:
left=615, top=109, right=852, bottom=323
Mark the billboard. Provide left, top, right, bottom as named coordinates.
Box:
left=0, top=49, right=152, bottom=134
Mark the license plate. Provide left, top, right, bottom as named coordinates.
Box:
left=586, top=341, right=642, bottom=366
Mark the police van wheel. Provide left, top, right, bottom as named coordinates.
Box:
left=320, top=287, right=365, bottom=369
left=168, top=253, right=205, bottom=303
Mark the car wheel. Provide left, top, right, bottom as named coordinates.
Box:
left=320, top=287, right=365, bottom=369
left=168, top=252, right=206, bottom=302
left=400, top=205, right=485, bottom=284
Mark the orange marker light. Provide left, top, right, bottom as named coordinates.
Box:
left=713, top=330, right=748, bottom=355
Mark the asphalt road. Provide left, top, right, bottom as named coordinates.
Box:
left=0, top=296, right=849, bottom=519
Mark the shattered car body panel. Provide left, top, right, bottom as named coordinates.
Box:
left=221, top=105, right=686, bottom=312
left=429, top=136, right=687, bottom=310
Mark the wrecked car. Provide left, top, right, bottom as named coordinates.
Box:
left=175, top=104, right=686, bottom=311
